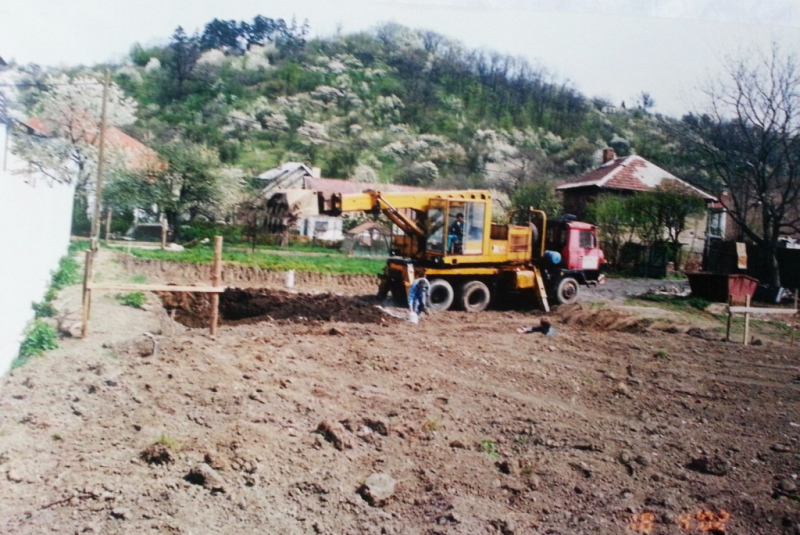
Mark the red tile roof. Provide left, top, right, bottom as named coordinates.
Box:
left=23, top=116, right=160, bottom=171
left=557, top=155, right=715, bottom=200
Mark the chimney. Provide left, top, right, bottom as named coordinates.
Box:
left=311, top=166, right=322, bottom=178
left=602, top=148, right=616, bottom=164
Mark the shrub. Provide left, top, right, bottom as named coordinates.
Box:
left=68, top=239, right=91, bottom=255
left=116, top=292, right=146, bottom=309
left=179, top=222, right=246, bottom=244
left=13, top=321, right=59, bottom=368
left=50, top=256, right=80, bottom=290
left=32, top=301, right=57, bottom=318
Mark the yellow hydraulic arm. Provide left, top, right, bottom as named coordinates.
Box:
left=317, top=189, right=493, bottom=240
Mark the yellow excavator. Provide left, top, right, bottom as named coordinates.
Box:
left=268, top=188, right=605, bottom=312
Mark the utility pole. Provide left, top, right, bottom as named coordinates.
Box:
left=91, top=70, right=110, bottom=252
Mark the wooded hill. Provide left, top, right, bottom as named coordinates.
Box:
left=115, top=17, right=695, bottom=194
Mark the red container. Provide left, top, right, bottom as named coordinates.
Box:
left=685, top=272, right=759, bottom=303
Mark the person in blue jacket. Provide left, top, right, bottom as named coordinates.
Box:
left=407, top=278, right=430, bottom=322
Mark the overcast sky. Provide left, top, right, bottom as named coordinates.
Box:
left=1, top=0, right=798, bottom=117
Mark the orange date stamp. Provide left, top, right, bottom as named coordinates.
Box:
left=630, top=510, right=730, bottom=534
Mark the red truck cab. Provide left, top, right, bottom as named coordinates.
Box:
left=541, top=217, right=605, bottom=304
left=561, top=221, right=604, bottom=271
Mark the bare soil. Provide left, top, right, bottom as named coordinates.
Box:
left=1, top=250, right=799, bottom=535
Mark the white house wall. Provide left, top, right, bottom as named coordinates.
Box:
left=0, top=122, right=75, bottom=374
left=300, top=216, right=344, bottom=241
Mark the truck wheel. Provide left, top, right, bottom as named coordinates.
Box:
left=460, top=280, right=491, bottom=312
left=554, top=277, right=579, bottom=305
left=428, top=279, right=454, bottom=311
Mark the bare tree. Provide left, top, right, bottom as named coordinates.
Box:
left=679, top=44, right=800, bottom=286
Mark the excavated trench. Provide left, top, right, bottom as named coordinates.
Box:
left=158, top=288, right=390, bottom=328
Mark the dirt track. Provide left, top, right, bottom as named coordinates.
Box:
left=1, top=250, right=799, bottom=534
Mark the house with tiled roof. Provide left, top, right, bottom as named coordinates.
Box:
left=23, top=117, right=161, bottom=173
left=557, top=149, right=718, bottom=261
left=258, top=162, right=426, bottom=241
left=557, top=149, right=715, bottom=217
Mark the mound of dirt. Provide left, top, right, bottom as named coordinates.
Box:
left=158, top=287, right=391, bottom=327
left=558, top=303, right=654, bottom=333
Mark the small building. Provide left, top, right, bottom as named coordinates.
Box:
left=340, top=221, right=392, bottom=257
left=557, top=149, right=717, bottom=259
left=258, top=162, right=426, bottom=242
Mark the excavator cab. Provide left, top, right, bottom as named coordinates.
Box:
left=424, top=200, right=487, bottom=258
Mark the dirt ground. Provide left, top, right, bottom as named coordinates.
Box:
left=1, top=250, right=799, bottom=534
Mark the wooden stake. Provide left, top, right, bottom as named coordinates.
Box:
left=792, top=290, right=798, bottom=347
left=209, top=236, right=223, bottom=336
left=725, top=295, right=733, bottom=341
left=104, top=207, right=112, bottom=245
left=81, top=249, right=94, bottom=339
left=90, top=70, right=110, bottom=252
left=743, top=295, right=751, bottom=345
left=161, top=214, right=167, bottom=250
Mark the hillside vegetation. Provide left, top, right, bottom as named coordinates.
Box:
left=113, top=17, right=693, bottom=194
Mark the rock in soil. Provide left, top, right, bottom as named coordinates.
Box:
left=316, top=420, right=353, bottom=451
left=358, top=473, right=397, bottom=506
left=185, top=464, right=227, bottom=493
left=686, top=456, right=730, bottom=476
left=140, top=444, right=174, bottom=465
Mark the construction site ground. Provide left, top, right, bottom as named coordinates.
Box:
left=1, top=249, right=799, bottom=534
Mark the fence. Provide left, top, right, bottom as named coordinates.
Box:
left=705, top=240, right=800, bottom=289
left=0, top=122, right=75, bottom=374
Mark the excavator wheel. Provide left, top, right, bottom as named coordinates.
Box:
left=460, top=280, right=491, bottom=312
left=554, top=277, right=579, bottom=305
left=428, top=279, right=455, bottom=311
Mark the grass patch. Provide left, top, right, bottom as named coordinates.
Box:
left=13, top=320, right=58, bottom=369
left=130, top=274, right=147, bottom=284
left=631, top=292, right=710, bottom=313
left=128, top=247, right=386, bottom=275
left=50, top=255, right=80, bottom=290
left=480, top=439, right=501, bottom=459
left=654, top=348, right=669, bottom=358
left=32, top=301, right=57, bottom=318
left=155, top=433, right=178, bottom=451
left=424, top=418, right=441, bottom=432
left=68, top=239, right=91, bottom=255
left=116, top=292, right=146, bottom=309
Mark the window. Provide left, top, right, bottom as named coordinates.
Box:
left=708, top=211, right=724, bottom=237
left=463, top=203, right=485, bottom=254
left=579, top=230, right=595, bottom=249
left=445, top=202, right=484, bottom=255
left=546, top=226, right=566, bottom=250
left=425, top=207, right=445, bottom=253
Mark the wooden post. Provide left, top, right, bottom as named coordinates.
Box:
left=725, top=295, right=733, bottom=341
left=743, top=295, right=751, bottom=345
left=792, top=290, right=798, bottom=347
left=81, top=249, right=94, bottom=339
left=209, top=236, right=223, bottom=336
left=90, top=70, right=110, bottom=252
left=104, top=207, right=112, bottom=245
left=161, top=214, right=167, bottom=250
